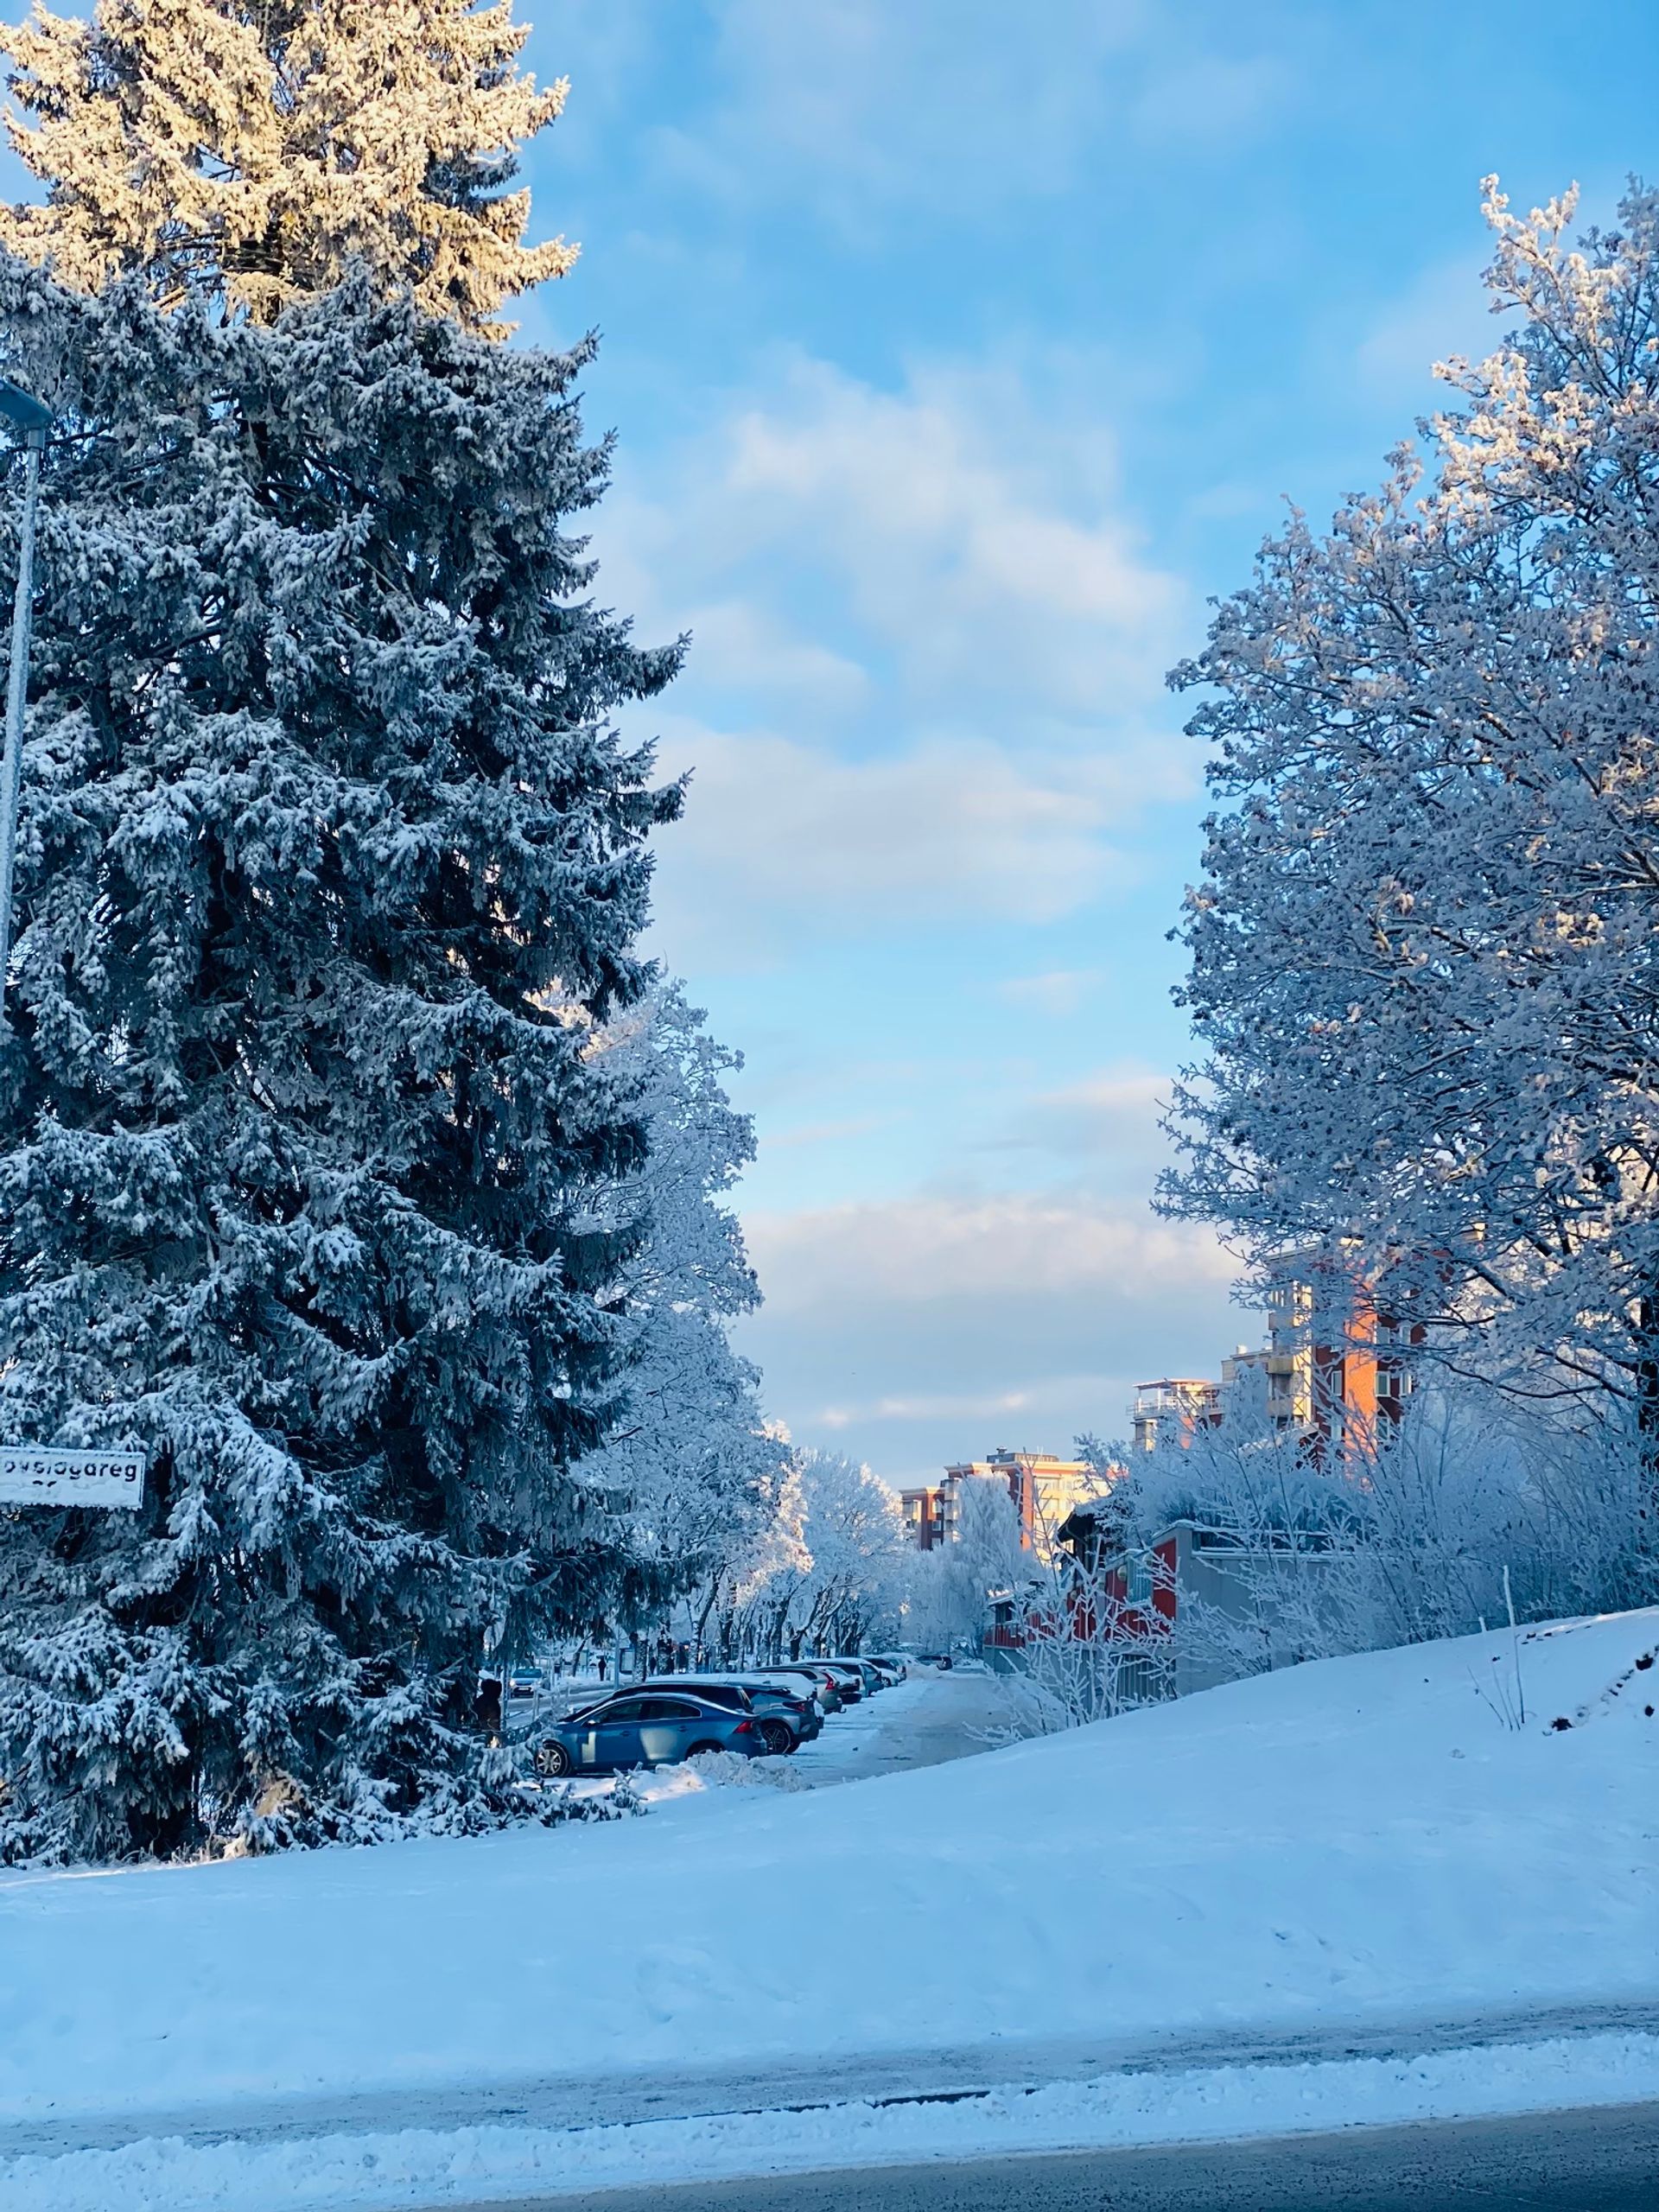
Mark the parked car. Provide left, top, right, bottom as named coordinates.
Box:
left=534, top=1692, right=761, bottom=1777
left=830, top=1656, right=887, bottom=1694
left=633, top=1675, right=821, bottom=1753
left=918, top=1652, right=954, bottom=1669
left=729, top=1678, right=824, bottom=1746
left=747, top=1682, right=824, bottom=1745
left=816, top=1662, right=867, bottom=1701
left=756, top=1664, right=843, bottom=1712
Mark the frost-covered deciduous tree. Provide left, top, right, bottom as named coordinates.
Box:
left=718, top=1453, right=812, bottom=1664
left=1161, top=181, right=1659, bottom=1535
left=907, top=1472, right=1030, bottom=1654
left=0, top=0, right=575, bottom=330
left=578, top=987, right=790, bottom=1653
left=735, top=1451, right=907, bottom=1659
left=0, top=251, right=681, bottom=1862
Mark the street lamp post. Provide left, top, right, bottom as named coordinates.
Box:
left=0, top=375, right=53, bottom=1031
left=0, top=378, right=150, bottom=1503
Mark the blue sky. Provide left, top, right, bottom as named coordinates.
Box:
left=498, top=0, right=1659, bottom=1487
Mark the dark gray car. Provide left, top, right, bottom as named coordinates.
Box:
left=634, top=1676, right=821, bottom=1753
left=534, top=1692, right=761, bottom=1777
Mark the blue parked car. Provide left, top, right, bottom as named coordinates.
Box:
left=634, top=1675, right=823, bottom=1753
left=534, top=1691, right=762, bottom=1777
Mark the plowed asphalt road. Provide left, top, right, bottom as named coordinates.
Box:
left=457, top=2099, right=1659, bottom=2211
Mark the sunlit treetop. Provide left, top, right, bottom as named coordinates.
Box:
left=0, top=0, right=575, bottom=332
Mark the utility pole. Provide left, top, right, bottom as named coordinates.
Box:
left=0, top=376, right=54, bottom=1030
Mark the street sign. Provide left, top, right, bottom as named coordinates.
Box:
left=0, top=1447, right=146, bottom=1509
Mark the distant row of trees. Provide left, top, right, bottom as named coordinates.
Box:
left=653, top=1448, right=912, bottom=1668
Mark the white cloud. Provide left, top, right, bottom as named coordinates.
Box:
left=651, top=3, right=1292, bottom=238
left=665, top=600, right=869, bottom=723
left=734, top=1189, right=1244, bottom=1485
left=690, top=0, right=1147, bottom=224
left=608, top=357, right=1194, bottom=956
left=995, top=1064, right=1173, bottom=1157
left=707, top=357, right=1185, bottom=715
left=602, top=354, right=1187, bottom=721
left=813, top=1389, right=1035, bottom=1433
left=745, top=1191, right=1235, bottom=1315
left=648, top=717, right=1155, bottom=958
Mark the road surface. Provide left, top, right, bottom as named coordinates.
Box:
left=454, top=2100, right=1659, bottom=2211
left=789, top=1667, right=1020, bottom=1783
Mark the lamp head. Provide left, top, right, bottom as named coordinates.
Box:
left=0, top=378, right=52, bottom=443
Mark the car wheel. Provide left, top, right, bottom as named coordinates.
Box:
left=686, top=1739, right=724, bottom=1759
left=536, top=1740, right=572, bottom=1778
left=758, top=1717, right=794, bottom=1756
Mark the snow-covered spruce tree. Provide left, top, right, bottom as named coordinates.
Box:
left=0, top=251, right=681, bottom=1863
left=1160, top=181, right=1659, bottom=1549
left=0, top=0, right=575, bottom=331
left=577, top=986, right=790, bottom=1662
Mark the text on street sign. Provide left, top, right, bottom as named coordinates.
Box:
left=0, top=1447, right=146, bottom=1509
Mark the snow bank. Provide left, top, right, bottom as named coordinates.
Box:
left=2, top=1613, right=1654, bottom=2138
left=8, top=2031, right=1656, bottom=2210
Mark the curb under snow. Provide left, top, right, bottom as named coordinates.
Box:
left=4, top=2031, right=1656, bottom=2212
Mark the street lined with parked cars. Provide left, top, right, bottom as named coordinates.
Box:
left=534, top=1654, right=912, bottom=1777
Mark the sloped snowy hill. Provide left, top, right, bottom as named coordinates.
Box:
left=1, top=1611, right=1654, bottom=2133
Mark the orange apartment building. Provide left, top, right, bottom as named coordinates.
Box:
left=900, top=1447, right=1096, bottom=1558
left=1134, top=1249, right=1419, bottom=1465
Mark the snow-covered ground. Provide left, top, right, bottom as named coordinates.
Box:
left=3, top=1613, right=1656, bottom=2208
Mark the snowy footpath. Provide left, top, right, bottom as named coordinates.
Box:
left=3, top=1615, right=1656, bottom=2209
left=788, top=1663, right=1017, bottom=1783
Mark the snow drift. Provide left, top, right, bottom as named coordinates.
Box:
left=1, top=1611, right=1654, bottom=2136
